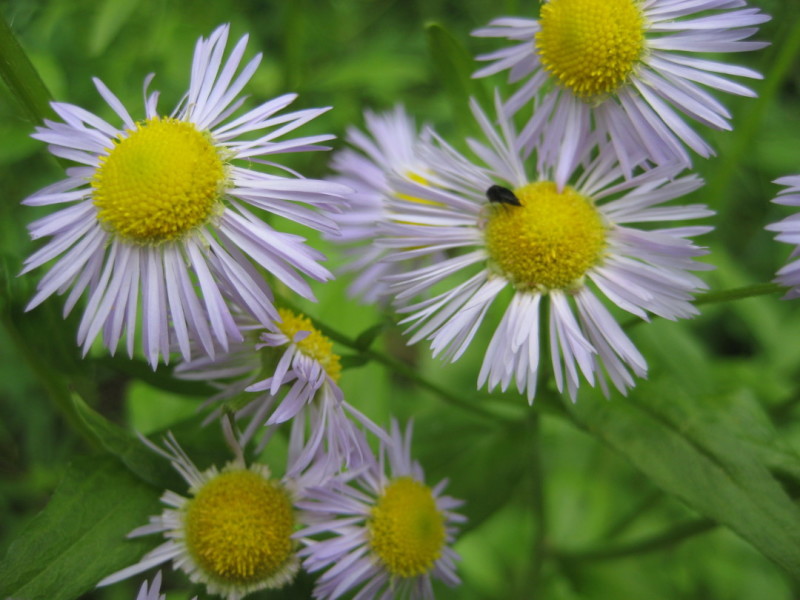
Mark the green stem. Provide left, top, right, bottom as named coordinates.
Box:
left=279, top=297, right=515, bottom=424
left=622, top=283, right=785, bottom=329
left=0, top=14, right=55, bottom=124
left=600, top=489, right=664, bottom=540
left=555, top=518, right=715, bottom=563
left=526, top=410, right=548, bottom=593
left=693, top=283, right=785, bottom=305
left=359, top=343, right=512, bottom=422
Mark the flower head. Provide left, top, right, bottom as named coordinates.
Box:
left=473, top=0, right=769, bottom=174
left=381, top=97, right=713, bottom=400
left=176, top=307, right=384, bottom=475
left=766, top=176, right=800, bottom=299
left=326, top=105, right=435, bottom=303
left=297, top=421, right=464, bottom=599
left=98, top=434, right=302, bottom=600
left=22, top=24, right=347, bottom=367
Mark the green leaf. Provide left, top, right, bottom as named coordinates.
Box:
left=425, top=22, right=490, bottom=134
left=416, top=414, right=528, bottom=532
left=71, top=393, right=177, bottom=489
left=89, top=0, right=141, bottom=56
left=0, top=455, right=161, bottom=600
left=704, top=386, right=800, bottom=484
left=0, top=15, right=55, bottom=124
left=567, top=379, right=800, bottom=577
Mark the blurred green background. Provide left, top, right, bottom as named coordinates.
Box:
left=2, top=0, right=800, bottom=599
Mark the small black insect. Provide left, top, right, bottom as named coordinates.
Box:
left=486, top=185, right=521, bottom=206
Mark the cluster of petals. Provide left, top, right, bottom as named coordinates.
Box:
left=380, top=97, right=713, bottom=400
left=472, top=0, right=769, bottom=175
left=324, top=105, right=433, bottom=303
left=175, top=308, right=386, bottom=477
left=766, top=176, right=800, bottom=299
left=17, top=5, right=798, bottom=599
left=22, top=24, right=347, bottom=367
left=296, top=421, right=464, bottom=600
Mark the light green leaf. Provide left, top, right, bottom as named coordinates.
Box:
left=567, top=379, right=800, bottom=577
left=425, top=22, right=490, bottom=135
left=89, top=0, right=141, bottom=56
left=0, top=455, right=160, bottom=600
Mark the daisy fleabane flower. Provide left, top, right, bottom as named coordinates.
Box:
left=766, top=176, right=800, bottom=299
left=472, top=0, right=769, bottom=174
left=21, top=24, right=347, bottom=368
left=381, top=97, right=713, bottom=401
left=297, top=420, right=464, bottom=600
left=326, top=105, right=434, bottom=303
left=176, top=307, right=385, bottom=475
left=98, top=432, right=312, bottom=600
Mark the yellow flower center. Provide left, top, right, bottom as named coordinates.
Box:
left=536, top=0, right=646, bottom=99
left=368, top=476, right=446, bottom=578
left=484, top=181, right=607, bottom=291
left=276, top=308, right=342, bottom=382
left=92, top=116, right=226, bottom=244
left=183, top=470, right=295, bottom=585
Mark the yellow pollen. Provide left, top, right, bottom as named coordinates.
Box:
left=276, top=308, right=342, bottom=382
left=183, top=470, right=295, bottom=585
left=368, top=476, right=446, bottom=578
left=484, top=181, right=607, bottom=291
left=92, top=116, right=226, bottom=244
left=536, top=0, right=646, bottom=99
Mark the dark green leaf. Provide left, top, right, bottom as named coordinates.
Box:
left=0, top=15, right=55, bottom=124
left=0, top=455, right=160, bottom=600
left=70, top=393, right=177, bottom=489
left=416, top=413, right=528, bottom=532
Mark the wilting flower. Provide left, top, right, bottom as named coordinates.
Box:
left=473, top=0, right=769, bottom=173
left=176, top=307, right=384, bottom=474
left=22, top=24, right=346, bottom=367
left=297, top=421, right=464, bottom=599
left=381, top=97, right=712, bottom=400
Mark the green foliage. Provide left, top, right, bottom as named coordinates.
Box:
left=568, top=379, right=800, bottom=578
left=0, top=456, right=160, bottom=600
left=2, top=1, right=800, bottom=599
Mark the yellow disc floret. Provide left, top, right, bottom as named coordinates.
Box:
left=484, top=181, right=607, bottom=291
left=92, top=117, right=226, bottom=244
left=368, top=476, right=446, bottom=578
left=536, top=0, right=646, bottom=99
left=184, top=469, right=295, bottom=586
left=276, top=308, right=342, bottom=382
